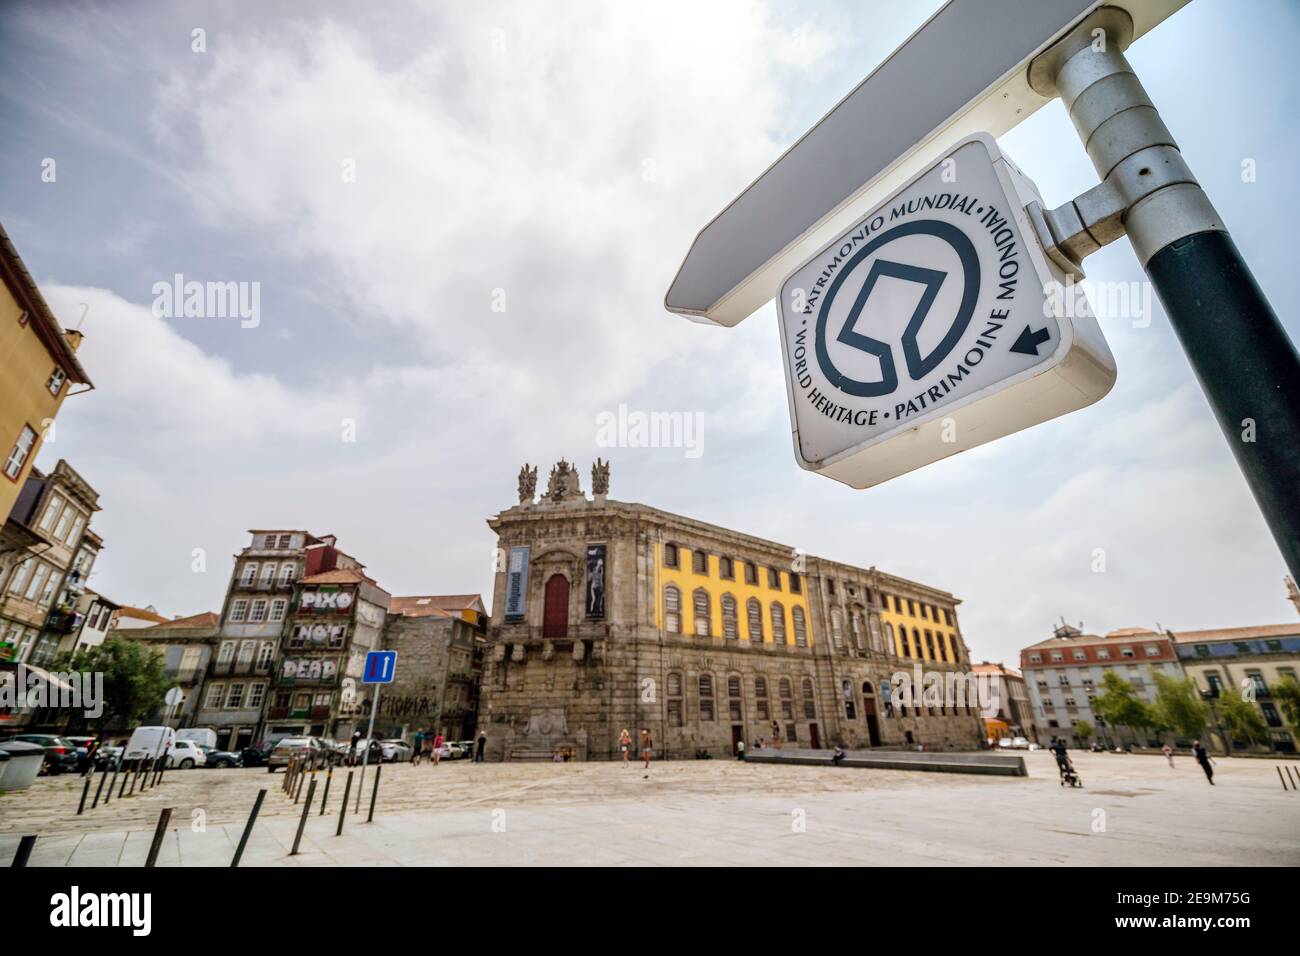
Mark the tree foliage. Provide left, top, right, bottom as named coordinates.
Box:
left=1093, top=671, right=1153, bottom=735
left=1152, top=673, right=1208, bottom=741
left=53, top=638, right=168, bottom=733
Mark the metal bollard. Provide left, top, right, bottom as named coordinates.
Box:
left=77, top=773, right=93, bottom=815
left=320, top=763, right=333, bottom=816
left=91, top=766, right=109, bottom=809
left=10, top=835, right=36, bottom=867
left=231, top=789, right=267, bottom=867
left=1287, top=765, right=1298, bottom=791
left=366, top=765, right=382, bottom=823
left=144, top=808, right=173, bottom=868
left=291, top=779, right=317, bottom=856
left=105, top=760, right=119, bottom=806
left=117, top=761, right=130, bottom=799
left=336, top=771, right=353, bottom=836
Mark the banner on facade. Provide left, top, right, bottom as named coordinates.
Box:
left=586, top=544, right=606, bottom=619
left=505, top=546, right=529, bottom=621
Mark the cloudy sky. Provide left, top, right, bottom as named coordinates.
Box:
left=2, top=0, right=1297, bottom=663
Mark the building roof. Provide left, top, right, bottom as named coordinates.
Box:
left=1022, top=627, right=1163, bottom=651
left=115, top=605, right=170, bottom=625
left=973, top=661, right=1023, bottom=679
left=0, top=220, right=92, bottom=386
left=301, top=568, right=373, bottom=586
left=150, top=616, right=219, bottom=632
left=1169, top=623, right=1300, bottom=644
left=390, top=594, right=485, bottom=618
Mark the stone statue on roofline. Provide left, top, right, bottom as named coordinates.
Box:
left=592, top=457, right=610, bottom=497
left=518, top=463, right=538, bottom=504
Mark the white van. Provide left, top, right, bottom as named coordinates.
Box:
left=176, top=728, right=217, bottom=750
left=124, top=726, right=176, bottom=766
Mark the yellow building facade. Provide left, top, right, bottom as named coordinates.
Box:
left=0, top=222, right=92, bottom=521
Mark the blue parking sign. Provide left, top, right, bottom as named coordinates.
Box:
left=363, top=650, right=397, bottom=684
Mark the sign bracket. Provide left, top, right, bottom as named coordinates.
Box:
left=1027, top=5, right=1300, bottom=579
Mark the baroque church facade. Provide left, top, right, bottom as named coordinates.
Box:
left=478, top=459, right=985, bottom=760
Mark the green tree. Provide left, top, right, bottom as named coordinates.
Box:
left=1072, top=718, right=1094, bottom=742
left=1273, top=676, right=1300, bottom=737
left=1216, top=685, right=1269, bottom=749
left=1093, top=671, right=1153, bottom=741
left=1152, top=673, right=1208, bottom=741
left=53, top=638, right=168, bottom=733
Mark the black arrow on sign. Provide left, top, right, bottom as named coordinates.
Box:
left=1009, top=325, right=1051, bottom=356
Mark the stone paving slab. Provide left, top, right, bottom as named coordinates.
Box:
left=1, top=751, right=1296, bottom=866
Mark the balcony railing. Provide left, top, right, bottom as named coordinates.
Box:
left=211, top=659, right=272, bottom=677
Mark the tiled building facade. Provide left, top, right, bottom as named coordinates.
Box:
left=479, top=460, right=984, bottom=761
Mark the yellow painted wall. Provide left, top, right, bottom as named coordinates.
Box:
left=654, top=543, right=813, bottom=646
left=880, top=597, right=960, bottom=663
left=0, top=286, right=69, bottom=518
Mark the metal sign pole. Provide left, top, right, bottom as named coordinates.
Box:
left=355, top=682, right=380, bottom=813
left=1028, top=9, right=1300, bottom=579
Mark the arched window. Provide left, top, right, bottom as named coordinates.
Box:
left=792, top=606, right=808, bottom=646
left=727, top=674, right=743, bottom=720
left=851, top=610, right=865, bottom=650
left=663, top=585, right=681, bottom=634
left=802, top=677, right=816, bottom=718
left=746, top=598, right=763, bottom=642
left=899, top=625, right=912, bottom=658
left=667, top=672, right=683, bottom=727
left=770, top=602, right=787, bottom=644
left=699, top=673, right=715, bottom=721
left=842, top=679, right=857, bottom=719
left=693, top=588, right=711, bottom=637
left=881, top=680, right=894, bottom=717
left=869, top=616, right=883, bottom=653
left=755, top=676, right=769, bottom=719
left=884, top=621, right=896, bottom=655
left=721, top=594, right=738, bottom=640
left=831, top=607, right=845, bottom=650
left=543, top=574, right=569, bottom=638
left=779, top=677, right=794, bottom=720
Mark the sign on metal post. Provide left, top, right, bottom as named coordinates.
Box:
left=362, top=650, right=396, bottom=685
left=777, top=134, right=1114, bottom=488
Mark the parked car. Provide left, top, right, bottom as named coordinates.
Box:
left=381, top=739, right=413, bottom=762
left=94, top=745, right=124, bottom=770
left=435, top=741, right=457, bottom=760
left=1009, top=736, right=1031, bottom=750
left=456, top=741, right=476, bottom=759
left=167, top=739, right=207, bottom=769
left=240, top=745, right=271, bottom=768
left=200, top=745, right=242, bottom=768
left=2, top=734, right=79, bottom=775
left=65, top=735, right=98, bottom=772
left=996, top=737, right=1014, bottom=749
left=267, top=736, right=328, bottom=772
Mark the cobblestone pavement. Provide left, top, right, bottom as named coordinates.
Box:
left=1, top=751, right=1296, bottom=866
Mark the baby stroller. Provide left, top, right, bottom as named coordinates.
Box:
left=1056, top=754, right=1082, bottom=788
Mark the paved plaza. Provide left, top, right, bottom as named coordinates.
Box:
left=1, top=751, right=1296, bottom=866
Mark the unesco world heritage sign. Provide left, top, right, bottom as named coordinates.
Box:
left=776, top=134, right=1115, bottom=488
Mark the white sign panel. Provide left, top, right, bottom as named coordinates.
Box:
left=777, top=133, right=1115, bottom=488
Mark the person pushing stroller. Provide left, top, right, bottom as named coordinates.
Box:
left=1050, top=737, right=1082, bottom=787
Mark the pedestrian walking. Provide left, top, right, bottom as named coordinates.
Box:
left=411, top=730, right=424, bottom=765
left=474, top=729, right=487, bottom=762
left=1193, top=741, right=1215, bottom=785
left=736, top=739, right=745, bottom=761
left=1161, top=743, right=1174, bottom=768
left=618, top=728, right=632, bottom=767
left=432, top=730, right=445, bottom=766
left=349, top=729, right=362, bottom=766
left=640, top=729, right=652, bottom=772
left=771, top=721, right=782, bottom=750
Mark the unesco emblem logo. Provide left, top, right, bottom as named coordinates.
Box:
left=815, top=220, right=980, bottom=397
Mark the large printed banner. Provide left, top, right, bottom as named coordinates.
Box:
left=505, top=546, right=529, bottom=621
left=585, top=544, right=606, bottom=619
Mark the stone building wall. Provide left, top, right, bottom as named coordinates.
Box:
left=479, top=465, right=985, bottom=760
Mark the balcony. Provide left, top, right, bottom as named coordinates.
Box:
left=211, top=659, right=272, bottom=677
left=44, top=608, right=82, bottom=634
